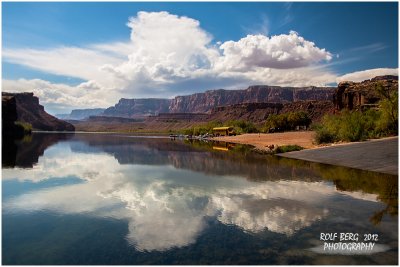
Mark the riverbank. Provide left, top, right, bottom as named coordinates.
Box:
left=212, top=131, right=316, bottom=150
left=279, top=136, right=398, bottom=175
left=214, top=132, right=398, bottom=175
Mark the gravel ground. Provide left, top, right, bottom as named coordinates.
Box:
left=212, top=131, right=316, bottom=150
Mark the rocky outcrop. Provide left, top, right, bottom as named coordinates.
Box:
left=280, top=101, right=335, bottom=122
left=150, top=113, right=209, bottom=122
left=2, top=92, right=75, bottom=131
left=86, top=116, right=141, bottom=123
left=103, top=98, right=171, bottom=118
left=2, top=94, right=27, bottom=138
left=209, top=103, right=283, bottom=123
left=56, top=108, right=105, bottom=120
left=208, top=101, right=334, bottom=123
left=169, top=85, right=335, bottom=113
left=334, top=75, right=398, bottom=110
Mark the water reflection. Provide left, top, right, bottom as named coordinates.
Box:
left=2, top=133, right=73, bottom=168
left=2, top=133, right=398, bottom=263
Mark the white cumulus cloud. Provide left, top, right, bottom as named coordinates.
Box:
left=336, top=68, right=398, bottom=83
left=216, top=31, right=332, bottom=71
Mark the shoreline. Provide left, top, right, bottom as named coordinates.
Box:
left=212, top=131, right=317, bottom=151
left=22, top=130, right=399, bottom=175
left=279, top=136, right=398, bottom=175
left=214, top=132, right=398, bottom=175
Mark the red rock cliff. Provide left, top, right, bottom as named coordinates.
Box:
left=334, top=75, right=398, bottom=110
left=2, top=92, right=75, bottom=131
left=169, top=85, right=335, bottom=113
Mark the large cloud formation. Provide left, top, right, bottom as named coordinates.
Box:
left=2, top=11, right=396, bottom=113
left=216, top=31, right=332, bottom=71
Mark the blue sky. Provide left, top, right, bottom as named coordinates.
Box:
left=2, top=2, right=398, bottom=114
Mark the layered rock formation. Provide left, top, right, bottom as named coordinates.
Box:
left=169, top=85, right=335, bottom=113
left=99, top=85, right=334, bottom=118
left=57, top=108, right=105, bottom=120
left=103, top=98, right=171, bottom=118
left=151, top=113, right=209, bottom=122
left=208, top=101, right=334, bottom=123
left=86, top=116, right=141, bottom=123
left=209, top=103, right=283, bottom=123
left=2, top=92, right=75, bottom=131
left=334, top=75, right=398, bottom=111
left=280, top=101, right=335, bottom=121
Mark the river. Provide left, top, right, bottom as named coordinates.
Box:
left=2, top=133, right=398, bottom=264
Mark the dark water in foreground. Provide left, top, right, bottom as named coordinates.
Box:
left=2, top=133, right=398, bottom=265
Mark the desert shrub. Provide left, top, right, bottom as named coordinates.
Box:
left=182, top=121, right=223, bottom=136
left=314, top=105, right=397, bottom=144
left=227, top=120, right=259, bottom=134
left=314, top=125, right=336, bottom=144
left=14, top=121, right=32, bottom=135
left=287, top=111, right=311, bottom=129
left=263, top=114, right=286, bottom=132
left=376, top=89, right=398, bottom=134
left=315, top=111, right=368, bottom=143
left=337, top=110, right=368, bottom=141
left=263, top=111, right=311, bottom=133
left=181, top=120, right=260, bottom=135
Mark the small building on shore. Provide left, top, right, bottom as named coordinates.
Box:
left=213, top=126, right=236, bottom=136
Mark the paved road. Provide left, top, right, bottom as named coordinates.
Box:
left=279, top=137, right=398, bottom=175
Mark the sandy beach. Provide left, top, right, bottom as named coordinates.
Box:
left=212, top=131, right=316, bottom=150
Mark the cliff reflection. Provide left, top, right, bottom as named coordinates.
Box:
left=2, top=133, right=73, bottom=168
left=4, top=133, right=397, bottom=202
left=3, top=133, right=397, bottom=252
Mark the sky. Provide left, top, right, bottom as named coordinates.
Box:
left=2, top=1, right=399, bottom=114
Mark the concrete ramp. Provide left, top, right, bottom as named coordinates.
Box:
left=279, top=137, right=398, bottom=175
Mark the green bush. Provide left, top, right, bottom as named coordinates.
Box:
left=377, top=90, right=398, bottom=134
left=263, top=111, right=311, bottom=133
left=337, top=110, right=367, bottom=141
left=181, top=120, right=260, bottom=136
left=226, top=120, right=259, bottom=134
left=314, top=125, right=336, bottom=144
left=14, top=121, right=32, bottom=135
left=314, top=104, right=397, bottom=144
left=182, top=121, right=223, bottom=136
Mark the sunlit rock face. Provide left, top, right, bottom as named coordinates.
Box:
left=169, top=86, right=335, bottom=113
left=2, top=138, right=382, bottom=252
left=334, top=75, right=398, bottom=111
left=103, top=98, right=171, bottom=118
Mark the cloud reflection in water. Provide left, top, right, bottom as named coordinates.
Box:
left=2, top=140, right=379, bottom=252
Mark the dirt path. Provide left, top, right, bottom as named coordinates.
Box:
left=212, top=131, right=316, bottom=150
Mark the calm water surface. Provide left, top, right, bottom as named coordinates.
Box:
left=2, top=133, right=398, bottom=264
